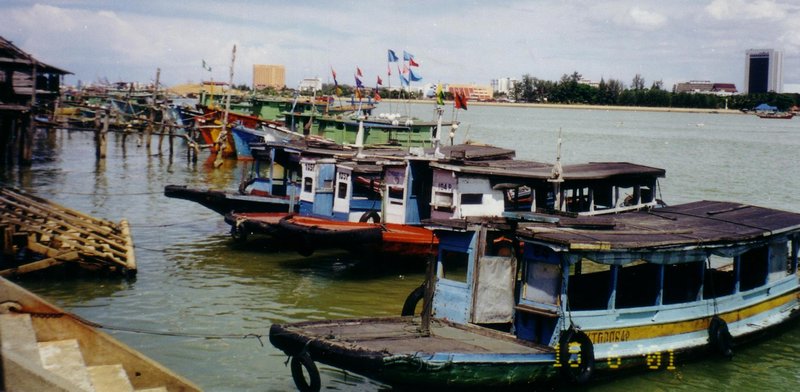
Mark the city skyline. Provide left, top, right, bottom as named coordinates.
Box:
left=1, top=1, right=799, bottom=93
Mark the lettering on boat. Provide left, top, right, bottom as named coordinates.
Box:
left=586, top=329, right=631, bottom=343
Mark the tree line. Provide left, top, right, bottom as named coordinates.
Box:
left=506, top=72, right=799, bottom=111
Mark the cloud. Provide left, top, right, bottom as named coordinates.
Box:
left=705, top=0, right=788, bottom=20
left=628, top=7, right=667, bottom=29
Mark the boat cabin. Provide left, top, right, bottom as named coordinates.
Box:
left=331, top=162, right=384, bottom=222
left=513, top=200, right=800, bottom=356
left=429, top=160, right=666, bottom=219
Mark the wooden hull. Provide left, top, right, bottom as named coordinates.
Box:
left=1, top=277, right=200, bottom=391
left=277, top=215, right=438, bottom=257
left=164, top=185, right=298, bottom=215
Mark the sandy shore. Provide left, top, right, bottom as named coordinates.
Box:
left=380, top=98, right=744, bottom=115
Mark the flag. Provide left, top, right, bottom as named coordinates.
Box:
left=408, top=68, right=422, bottom=82
left=202, top=60, right=212, bottom=72
left=387, top=64, right=392, bottom=76
left=436, top=84, right=444, bottom=105
left=330, top=66, right=337, bottom=81
left=373, top=88, right=382, bottom=101
left=388, top=49, right=399, bottom=62
left=403, top=50, right=414, bottom=61
left=331, top=67, right=340, bottom=96
left=355, top=76, right=363, bottom=88
left=399, top=72, right=409, bottom=87
left=409, top=57, right=419, bottom=67
left=356, top=67, right=363, bottom=77
left=454, top=91, right=468, bottom=110
left=377, top=76, right=383, bottom=86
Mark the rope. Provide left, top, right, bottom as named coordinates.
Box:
left=13, top=308, right=264, bottom=346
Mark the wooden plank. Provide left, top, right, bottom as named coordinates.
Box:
left=0, top=251, right=77, bottom=277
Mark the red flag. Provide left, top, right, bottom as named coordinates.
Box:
left=330, top=67, right=337, bottom=80
left=409, top=57, right=419, bottom=67
left=454, top=91, right=468, bottom=110
left=377, top=76, right=383, bottom=85
left=357, top=67, right=363, bottom=77
left=373, top=89, right=382, bottom=101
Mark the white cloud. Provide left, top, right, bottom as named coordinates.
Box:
left=705, top=0, right=788, bottom=20
left=628, top=7, right=667, bottom=29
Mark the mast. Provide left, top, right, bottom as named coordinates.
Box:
left=214, top=44, right=237, bottom=167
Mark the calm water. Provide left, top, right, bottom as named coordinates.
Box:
left=2, top=103, right=800, bottom=391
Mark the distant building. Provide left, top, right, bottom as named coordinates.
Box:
left=673, top=80, right=737, bottom=96
left=744, top=49, right=783, bottom=93
left=298, top=77, right=322, bottom=92
left=448, top=83, right=493, bottom=101
left=253, top=64, right=285, bottom=90
left=492, top=77, right=516, bottom=95
left=578, top=78, right=599, bottom=88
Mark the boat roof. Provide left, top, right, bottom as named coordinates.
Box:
left=516, top=200, right=800, bottom=252
left=430, top=160, right=665, bottom=181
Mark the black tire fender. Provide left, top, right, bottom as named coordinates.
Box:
left=401, top=284, right=425, bottom=316
left=708, top=316, right=733, bottom=358
left=290, top=352, right=321, bottom=392
left=558, top=326, right=595, bottom=384
left=359, top=210, right=381, bottom=223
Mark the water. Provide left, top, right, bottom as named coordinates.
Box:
left=2, top=104, right=800, bottom=391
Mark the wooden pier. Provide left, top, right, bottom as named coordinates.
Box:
left=0, top=188, right=135, bottom=278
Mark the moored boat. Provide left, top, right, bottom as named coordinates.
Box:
left=270, top=200, right=800, bottom=390
left=1, top=277, right=200, bottom=391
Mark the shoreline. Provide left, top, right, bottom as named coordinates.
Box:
left=379, top=98, right=744, bottom=115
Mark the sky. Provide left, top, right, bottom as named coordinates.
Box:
left=2, top=0, right=799, bottom=92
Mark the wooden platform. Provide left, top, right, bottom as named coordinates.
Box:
left=0, top=188, right=136, bottom=278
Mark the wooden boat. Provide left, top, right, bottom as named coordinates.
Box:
left=276, top=214, right=437, bottom=257
left=756, top=111, right=794, bottom=119
left=270, top=200, right=800, bottom=390
left=1, top=277, right=200, bottom=391
left=164, top=184, right=298, bottom=216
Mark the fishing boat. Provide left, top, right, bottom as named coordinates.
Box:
left=1, top=277, right=200, bottom=391
left=270, top=200, right=800, bottom=390
left=755, top=111, right=794, bottom=119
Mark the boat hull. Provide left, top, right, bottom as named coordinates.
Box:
left=164, top=185, right=297, bottom=215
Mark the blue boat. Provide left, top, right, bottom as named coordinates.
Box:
left=270, top=200, right=800, bottom=390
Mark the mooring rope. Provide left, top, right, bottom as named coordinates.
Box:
left=12, top=307, right=265, bottom=346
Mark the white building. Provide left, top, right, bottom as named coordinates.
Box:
left=744, top=49, right=783, bottom=93
left=298, top=77, right=323, bottom=92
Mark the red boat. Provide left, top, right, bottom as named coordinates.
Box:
left=225, top=212, right=438, bottom=258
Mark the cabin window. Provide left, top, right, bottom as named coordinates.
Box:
left=567, top=259, right=612, bottom=310
left=615, top=261, right=660, bottom=308
left=592, top=185, right=614, bottom=211
left=321, top=179, right=334, bottom=191
left=769, top=241, right=789, bottom=282
left=563, top=187, right=591, bottom=213
left=388, top=186, right=404, bottom=201
left=303, top=177, right=313, bottom=193
left=703, top=255, right=735, bottom=299
left=739, top=246, right=768, bottom=291
left=432, top=191, right=454, bottom=210
left=440, top=249, right=469, bottom=283
left=461, top=193, right=483, bottom=205
left=616, top=185, right=640, bottom=208
left=640, top=185, right=655, bottom=204
left=487, top=232, right=514, bottom=257
left=337, top=182, right=348, bottom=199
left=791, top=237, right=799, bottom=275
left=352, top=177, right=378, bottom=200
left=662, top=262, right=703, bottom=304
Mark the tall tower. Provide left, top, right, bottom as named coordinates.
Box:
left=744, top=49, right=783, bottom=94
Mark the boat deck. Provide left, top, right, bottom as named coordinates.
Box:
left=275, top=317, right=549, bottom=355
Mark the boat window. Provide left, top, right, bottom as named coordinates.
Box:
left=616, top=186, right=640, bottom=208
left=432, top=191, right=454, bottom=210
left=337, top=182, right=348, bottom=199
left=616, top=262, right=660, bottom=308
left=703, top=255, right=735, bottom=299
left=564, top=187, right=591, bottom=213
left=567, top=259, right=612, bottom=311
left=303, top=177, right=313, bottom=193
left=791, top=238, right=799, bottom=275
left=592, top=185, right=614, bottom=211
left=461, top=193, right=483, bottom=205
left=739, top=246, right=768, bottom=291
left=640, top=185, right=655, bottom=204
left=321, top=179, right=334, bottom=191
left=388, top=186, right=404, bottom=200
left=662, top=262, right=703, bottom=304
left=487, top=233, right=514, bottom=257
left=440, top=249, right=469, bottom=283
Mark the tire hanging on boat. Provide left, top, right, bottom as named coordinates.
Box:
left=401, top=284, right=426, bottom=316
left=707, top=316, right=733, bottom=358
left=290, top=352, right=321, bottom=392
left=358, top=210, right=381, bottom=223
left=558, top=326, right=594, bottom=384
